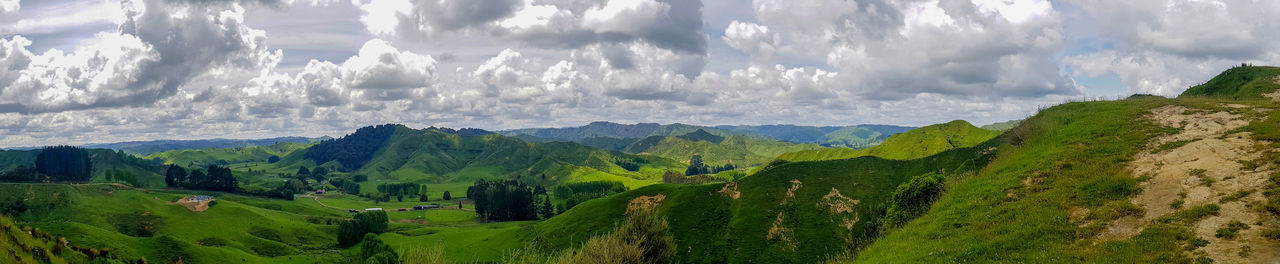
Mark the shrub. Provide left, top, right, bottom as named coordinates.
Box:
left=885, top=173, right=946, bottom=227
left=111, top=212, right=161, bottom=237
left=197, top=237, right=228, bottom=247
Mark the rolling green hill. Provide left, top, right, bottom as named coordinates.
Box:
left=980, top=120, right=1022, bottom=131
left=501, top=122, right=915, bottom=149
left=0, top=148, right=165, bottom=188
left=283, top=124, right=686, bottom=189
left=775, top=120, right=1001, bottom=162
left=528, top=136, right=1000, bottom=263
left=622, top=129, right=827, bottom=167
left=1179, top=65, right=1280, bottom=100
left=146, top=142, right=312, bottom=168
left=0, top=184, right=348, bottom=263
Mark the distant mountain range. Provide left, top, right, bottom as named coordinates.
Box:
left=6, top=137, right=326, bottom=156
left=500, top=121, right=917, bottom=149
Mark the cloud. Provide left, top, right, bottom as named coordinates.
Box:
left=722, top=20, right=778, bottom=64
left=359, top=0, right=708, bottom=55
left=0, top=0, right=16, bottom=14
left=750, top=0, right=1076, bottom=99
left=339, top=39, right=437, bottom=95
left=1062, top=0, right=1280, bottom=96
left=0, top=0, right=283, bottom=114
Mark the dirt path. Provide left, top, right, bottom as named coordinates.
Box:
left=1100, top=104, right=1280, bottom=263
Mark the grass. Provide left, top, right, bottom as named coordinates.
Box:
left=381, top=221, right=531, bottom=263
left=1151, top=139, right=1196, bottom=154
left=1214, top=221, right=1250, bottom=240
left=774, top=120, right=1000, bottom=162
left=529, top=137, right=1000, bottom=263
left=853, top=97, right=1200, bottom=263
left=1179, top=65, right=1280, bottom=100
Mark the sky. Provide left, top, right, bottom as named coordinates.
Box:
left=1, top=0, right=1279, bottom=147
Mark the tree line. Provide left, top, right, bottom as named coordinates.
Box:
left=468, top=179, right=539, bottom=222
left=337, top=210, right=389, bottom=247
left=553, top=181, right=627, bottom=212
left=163, top=164, right=238, bottom=192
left=684, top=154, right=735, bottom=176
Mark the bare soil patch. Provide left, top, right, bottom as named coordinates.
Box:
left=625, top=194, right=666, bottom=214
left=170, top=196, right=214, bottom=212
left=1106, top=104, right=1280, bottom=263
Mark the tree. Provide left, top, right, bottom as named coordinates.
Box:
left=442, top=191, right=452, bottom=201
left=538, top=196, right=554, bottom=219
left=35, top=146, right=93, bottom=182
left=267, top=155, right=281, bottom=163
left=418, top=194, right=428, bottom=202
left=297, top=167, right=311, bottom=177
left=164, top=165, right=187, bottom=187
left=467, top=180, right=536, bottom=222
left=397, top=195, right=404, bottom=202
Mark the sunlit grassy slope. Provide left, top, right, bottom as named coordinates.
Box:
left=851, top=97, right=1199, bottom=263
left=1179, top=65, right=1280, bottom=100
left=623, top=129, right=827, bottom=167
left=529, top=137, right=1000, bottom=263
left=775, top=120, right=1000, bottom=162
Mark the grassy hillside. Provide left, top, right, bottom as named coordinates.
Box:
left=529, top=138, right=999, bottom=263
left=266, top=125, right=687, bottom=192
left=146, top=142, right=312, bottom=168
left=623, top=130, right=827, bottom=167
left=775, top=120, right=1000, bottom=162
left=0, top=149, right=166, bottom=188
left=0, top=184, right=348, bottom=263
left=1179, top=65, right=1280, bottom=100
left=716, top=124, right=915, bottom=149
left=851, top=97, right=1207, bottom=262
left=980, top=120, right=1022, bottom=131
left=83, top=137, right=318, bottom=156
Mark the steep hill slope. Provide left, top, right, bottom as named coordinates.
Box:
left=529, top=139, right=1000, bottom=263
left=0, top=149, right=165, bottom=188
left=1179, top=65, right=1280, bottom=100
left=287, top=124, right=685, bottom=188
left=146, top=142, right=312, bottom=168
left=852, top=97, right=1280, bottom=263
left=501, top=122, right=914, bottom=149
left=622, top=130, right=827, bottom=167
left=775, top=120, right=1000, bottom=162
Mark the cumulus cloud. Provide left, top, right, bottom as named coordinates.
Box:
left=749, top=0, right=1076, bottom=99
left=0, top=0, right=283, bottom=113
left=358, top=0, right=707, bottom=55
left=722, top=20, right=778, bottom=64
left=0, top=0, right=16, bottom=14
left=1063, top=0, right=1280, bottom=96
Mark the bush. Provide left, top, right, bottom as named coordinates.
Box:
left=360, top=234, right=399, bottom=263
left=111, top=212, right=161, bottom=237
left=197, top=237, right=229, bottom=247
left=884, top=173, right=946, bottom=227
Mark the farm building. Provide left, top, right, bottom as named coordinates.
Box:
left=412, top=205, right=441, bottom=210
left=365, top=208, right=382, bottom=211
left=190, top=195, right=214, bottom=202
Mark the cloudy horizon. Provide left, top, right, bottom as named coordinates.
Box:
left=0, top=0, right=1276, bottom=147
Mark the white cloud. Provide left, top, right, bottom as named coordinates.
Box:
left=722, top=20, right=778, bottom=64
left=0, top=0, right=16, bottom=14
left=1063, top=0, right=1280, bottom=96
